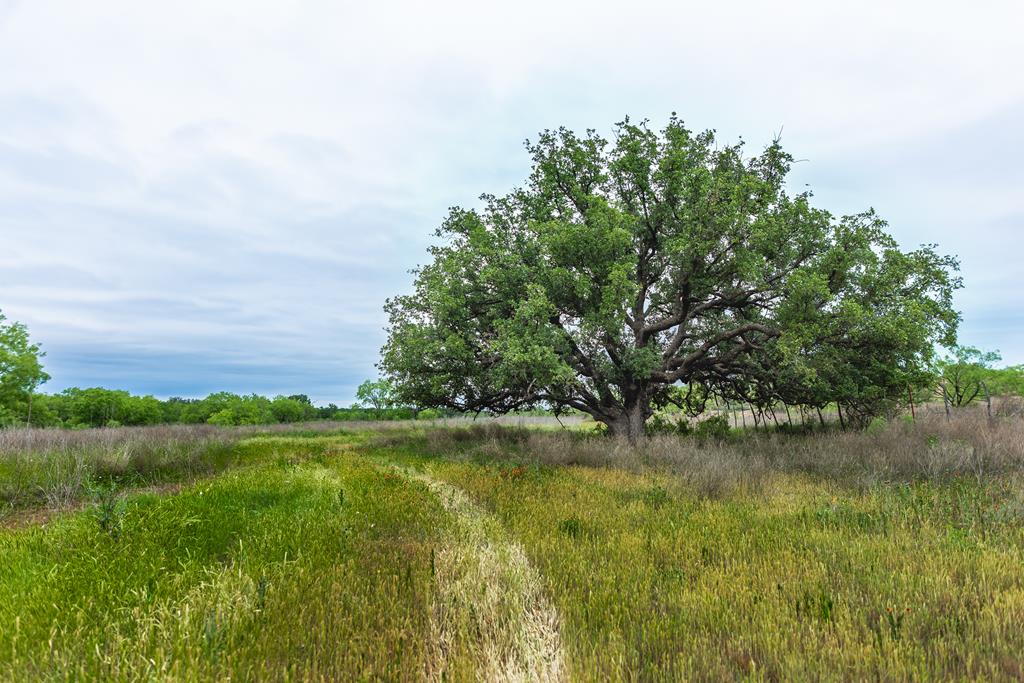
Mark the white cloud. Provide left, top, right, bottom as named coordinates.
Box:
left=1, top=0, right=1022, bottom=402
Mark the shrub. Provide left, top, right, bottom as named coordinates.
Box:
left=694, top=415, right=730, bottom=441
left=866, top=416, right=888, bottom=433
left=648, top=414, right=692, bottom=436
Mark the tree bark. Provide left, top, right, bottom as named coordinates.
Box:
left=604, top=397, right=648, bottom=443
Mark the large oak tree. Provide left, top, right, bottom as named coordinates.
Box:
left=381, top=117, right=960, bottom=440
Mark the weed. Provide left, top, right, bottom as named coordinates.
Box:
left=884, top=606, right=909, bottom=641
left=796, top=588, right=836, bottom=623
left=642, top=486, right=670, bottom=509
left=89, top=483, right=125, bottom=537
left=255, top=576, right=269, bottom=611
left=558, top=517, right=583, bottom=539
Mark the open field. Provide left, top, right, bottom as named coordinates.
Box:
left=1, top=416, right=1023, bottom=680
left=0, top=417, right=582, bottom=523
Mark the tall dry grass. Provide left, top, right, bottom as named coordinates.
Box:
left=403, top=413, right=1024, bottom=496
left=0, top=424, right=240, bottom=510
left=0, top=417, right=514, bottom=513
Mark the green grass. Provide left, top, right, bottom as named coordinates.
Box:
left=0, top=435, right=453, bottom=681
left=376, top=438, right=1024, bottom=680
left=2, top=425, right=1024, bottom=680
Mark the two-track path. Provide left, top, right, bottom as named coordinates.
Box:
left=389, top=464, right=566, bottom=682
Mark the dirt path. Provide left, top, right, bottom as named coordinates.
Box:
left=393, top=464, right=566, bottom=682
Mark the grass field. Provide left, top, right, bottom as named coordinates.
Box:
left=1, top=417, right=1023, bottom=681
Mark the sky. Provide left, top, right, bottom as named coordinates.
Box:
left=1, top=1, right=1022, bottom=405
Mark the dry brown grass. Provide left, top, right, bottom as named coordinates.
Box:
left=0, top=419, right=495, bottom=514
left=399, top=413, right=1024, bottom=497
left=0, top=424, right=239, bottom=509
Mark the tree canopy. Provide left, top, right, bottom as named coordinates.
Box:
left=381, top=116, right=961, bottom=439
left=933, top=346, right=1002, bottom=408
left=0, top=309, right=49, bottom=426
left=355, top=378, right=396, bottom=415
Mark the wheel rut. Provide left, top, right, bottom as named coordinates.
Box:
left=390, top=464, right=566, bottom=682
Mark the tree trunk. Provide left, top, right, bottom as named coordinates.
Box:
left=604, top=398, right=648, bottom=443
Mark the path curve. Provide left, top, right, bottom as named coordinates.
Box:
left=394, top=465, right=566, bottom=682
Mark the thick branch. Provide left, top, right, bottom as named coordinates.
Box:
left=661, top=323, right=778, bottom=383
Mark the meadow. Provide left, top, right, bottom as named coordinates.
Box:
left=1, top=414, right=1023, bottom=681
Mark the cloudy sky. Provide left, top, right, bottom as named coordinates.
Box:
left=1, top=1, right=1021, bottom=404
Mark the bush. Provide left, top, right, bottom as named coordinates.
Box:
left=648, top=413, right=692, bottom=436
left=866, top=416, right=888, bottom=433
left=694, top=415, right=730, bottom=441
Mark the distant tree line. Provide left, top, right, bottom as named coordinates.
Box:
left=0, top=384, right=449, bottom=429
left=0, top=309, right=450, bottom=428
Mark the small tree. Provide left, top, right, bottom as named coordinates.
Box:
left=382, top=117, right=960, bottom=440
left=934, top=346, right=1001, bottom=408
left=0, top=310, right=50, bottom=426
left=355, top=379, right=395, bottom=417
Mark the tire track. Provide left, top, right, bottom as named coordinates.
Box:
left=392, top=465, right=566, bottom=682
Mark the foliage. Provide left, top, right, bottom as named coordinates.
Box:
left=30, top=391, right=335, bottom=428
left=269, top=395, right=316, bottom=423
left=987, top=364, right=1024, bottom=396
left=331, top=406, right=419, bottom=421
left=933, top=346, right=1002, bottom=407
left=46, top=387, right=165, bottom=428
left=0, top=309, right=49, bottom=426
left=693, top=414, right=730, bottom=440
left=647, top=413, right=691, bottom=436
left=382, top=116, right=960, bottom=439
left=354, top=378, right=396, bottom=415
